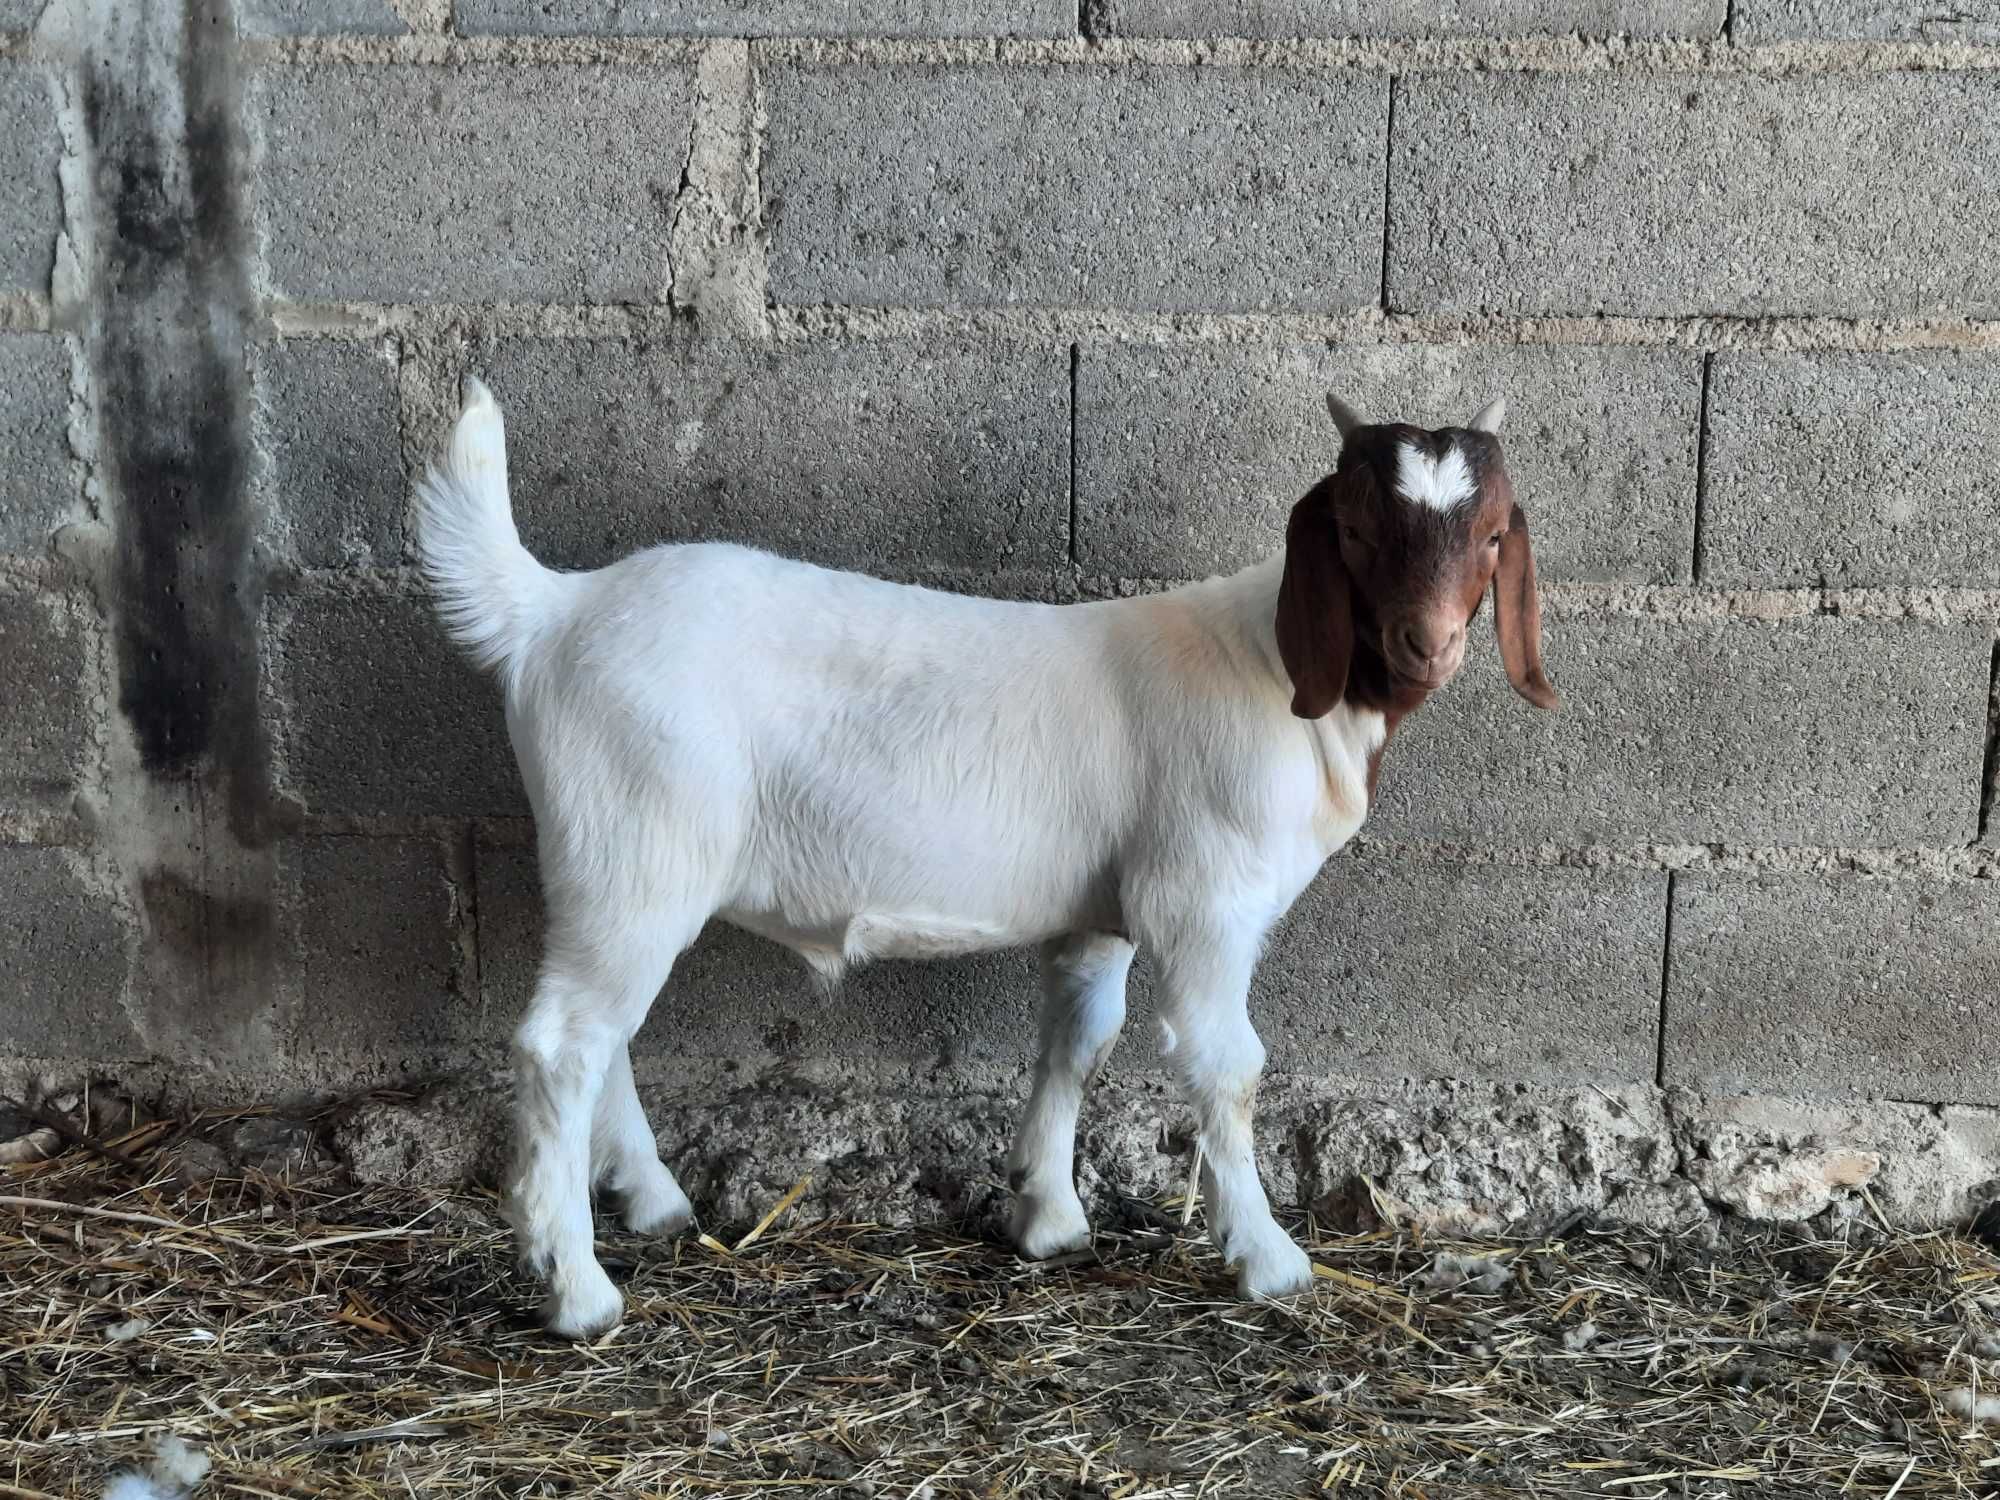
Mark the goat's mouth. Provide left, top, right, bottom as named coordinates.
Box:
left=1383, top=649, right=1464, bottom=692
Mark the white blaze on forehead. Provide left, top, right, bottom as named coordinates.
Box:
left=1395, top=439, right=1476, bottom=513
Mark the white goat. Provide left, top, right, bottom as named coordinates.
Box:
left=417, top=377, right=1557, bottom=1337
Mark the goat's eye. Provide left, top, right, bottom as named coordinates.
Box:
left=1486, top=532, right=1503, bottom=548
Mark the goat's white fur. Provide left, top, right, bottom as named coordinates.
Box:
left=419, top=377, right=1392, bottom=1334
left=1396, top=439, right=1477, bottom=514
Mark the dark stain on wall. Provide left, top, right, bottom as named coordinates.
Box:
left=83, top=1, right=268, bottom=843
left=81, top=0, right=276, bottom=1051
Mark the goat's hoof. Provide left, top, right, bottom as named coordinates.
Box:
left=1011, top=1190, right=1091, bottom=1260
left=541, top=1264, right=625, bottom=1341
left=1234, top=1235, right=1316, bottom=1301
left=621, top=1163, right=695, bottom=1237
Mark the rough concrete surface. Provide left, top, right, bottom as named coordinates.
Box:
left=1296, top=1082, right=1687, bottom=1234
left=0, top=588, right=87, bottom=814
left=1666, top=874, right=2000, bottom=1106
left=251, top=339, right=405, bottom=569
left=1253, top=859, right=1665, bottom=1084
left=328, top=1069, right=2000, bottom=1240
left=1704, top=352, right=2000, bottom=587
left=0, top=846, right=135, bottom=1060
left=1077, top=342, right=1698, bottom=584
left=458, top=0, right=1074, bottom=35
left=1733, top=0, right=2000, bottom=41
left=1090, top=0, right=1725, bottom=36
left=0, top=333, right=73, bottom=557
left=284, top=835, right=484, bottom=1076
left=0, top=61, right=58, bottom=296
left=238, top=0, right=407, bottom=34
left=478, top=338, right=1069, bottom=574
left=247, top=64, right=696, bottom=303
left=1675, top=1092, right=2000, bottom=1226
left=1391, top=73, right=2000, bottom=319
left=764, top=65, right=1387, bottom=313
left=268, top=590, right=522, bottom=817
left=1369, top=616, right=1991, bottom=847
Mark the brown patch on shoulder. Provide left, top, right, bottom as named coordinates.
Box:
left=1128, top=595, right=1233, bottom=679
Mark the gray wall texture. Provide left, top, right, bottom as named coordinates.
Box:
left=4, top=0, right=2000, bottom=1230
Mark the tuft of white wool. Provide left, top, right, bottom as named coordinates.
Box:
left=101, top=1435, right=210, bottom=1500
left=1945, top=1387, right=2000, bottom=1425
left=1422, top=1252, right=1510, bottom=1295
left=1562, top=1320, right=1598, bottom=1352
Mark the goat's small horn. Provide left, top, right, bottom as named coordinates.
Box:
left=1325, top=394, right=1365, bottom=438
left=1469, top=397, right=1506, bottom=435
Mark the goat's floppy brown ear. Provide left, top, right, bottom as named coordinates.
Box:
left=1494, top=500, right=1558, bottom=710
left=1276, top=474, right=1357, bottom=719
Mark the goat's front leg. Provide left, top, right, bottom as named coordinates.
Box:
left=1008, top=931, right=1134, bottom=1259
left=1150, top=928, right=1313, bottom=1301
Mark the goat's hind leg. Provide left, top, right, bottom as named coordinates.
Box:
left=507, top=924, right=692, bottom=1339
left=593, top=1043, right=693, bottom=1236
left=1008, top=931, right=1133, bottom=1260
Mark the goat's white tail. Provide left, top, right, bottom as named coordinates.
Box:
left=415, top=376, right=561, bottom=674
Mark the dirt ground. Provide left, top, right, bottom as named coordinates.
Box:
left=5, top=1100, right=2000, bottom=1499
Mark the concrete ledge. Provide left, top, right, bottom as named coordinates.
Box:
left=306, top=1067, right=2000, bottom=1239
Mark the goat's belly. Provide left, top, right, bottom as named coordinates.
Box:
left=716, top=903, right=1055, bottom=975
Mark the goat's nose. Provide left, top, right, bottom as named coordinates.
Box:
left=1401, top=623, right=1453, bottom=663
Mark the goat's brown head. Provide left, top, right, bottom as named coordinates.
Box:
left=1276, top=393, right=1558, bottom=720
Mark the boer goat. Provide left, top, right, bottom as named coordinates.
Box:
left=416, top=378, right=1558, bottom=1337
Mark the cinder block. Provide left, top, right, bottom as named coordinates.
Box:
left=1092, top=0, right=1723, bottom=36
left=1, top=62, right=58, bottom=296
left=0, top=334, right=74, bottom=557
left=1390, top=74, right=2000, bottom=318
left=1076, top=343, right=1697, bottom=584
left=0, top=847, right=137, bottom=1060
left=285, top=837, right=487, bottom=1068
left=270, top=591, right=522, bottom=816
left=1253, top=860, right=1665, bottom=1085
left=248, top=64, right=695, bottom=303
left=0, top=588, right=86, bottom=813
left=458, top=0, right=1071, bottom=36
left=251, top=340, right=405, bottom=568
left=1735, top=0, right=2000, bottom=40
left=1704, top=353, right=2000, bottom=587
left=479, top=843, right=1038, bottom=1064
left=1666, top=873, right=2000, bottom=1105
left=479, top=339, right=1068, bottom=573
left=764, top=65, right=1386, bottom=313
left=240, top=0, right=407, bottom=34
left=1368, top=617, right=1989, bottom=846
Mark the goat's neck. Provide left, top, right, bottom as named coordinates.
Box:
left=1202, top=551, right=1427, bottom=800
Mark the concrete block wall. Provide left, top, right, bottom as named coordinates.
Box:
left=4, top=0, right=2000, bottom=1228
